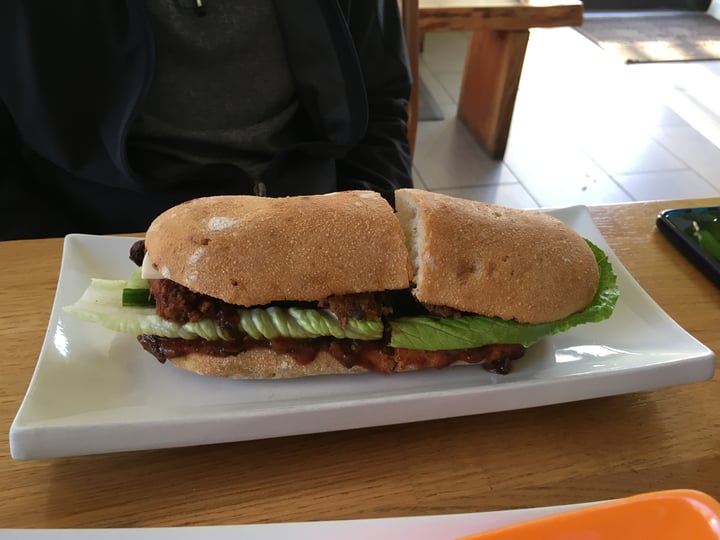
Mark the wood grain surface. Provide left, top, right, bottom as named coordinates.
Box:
left=414, top=0, right=583, bottom=158
left=1, top=198, right=718, bottom=529
left=417, top=0, right=583, bottom=32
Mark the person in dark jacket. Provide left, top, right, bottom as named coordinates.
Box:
left=0, top=0, right=413, bottom=240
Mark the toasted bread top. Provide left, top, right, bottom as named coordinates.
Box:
left=145, top=192, right=412, bottom=306
left=395, top=189, right=600, bottom=324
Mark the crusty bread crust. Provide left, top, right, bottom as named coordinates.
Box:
left=145, top=192, right=412, bottom=306
left=395, top=189, right=600, bottom=324
left=168, top=350, right=371, bottom=379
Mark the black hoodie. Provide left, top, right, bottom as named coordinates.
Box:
left=0, top=0, right=413, bottom=239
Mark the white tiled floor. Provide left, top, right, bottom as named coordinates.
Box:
left=413, top=22, right=720, bottom=209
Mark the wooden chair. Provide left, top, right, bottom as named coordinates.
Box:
left=400, top=0, right=420, bottom=157
left=405, top=0, right=583, bottom=160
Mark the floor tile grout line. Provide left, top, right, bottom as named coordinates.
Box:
left=647, top=129, right=720, bottom=195
left=414, top=26, right=720, bottom=207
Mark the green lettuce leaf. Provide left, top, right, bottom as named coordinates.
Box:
left=388, top=241, right=619, bottom=350
left=63, top=279, right=383, bottom=341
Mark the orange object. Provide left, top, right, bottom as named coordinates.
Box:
left=457, top=490, right=720, bottom=540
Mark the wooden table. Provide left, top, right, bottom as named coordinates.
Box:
left=1, top=198, right=719, bottom=529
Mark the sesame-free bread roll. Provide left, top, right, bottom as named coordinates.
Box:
left=144, top=192, right=412, bottom=306
left=165, top=344, right=523, bottom=379
left=394, top=189, right=600, bottom=324
left=168, top=350, right=369, bottom=379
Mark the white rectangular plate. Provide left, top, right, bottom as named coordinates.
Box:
left=0, top=501, right=590, bottom=539
left=10, top=206, right=715, bottom=459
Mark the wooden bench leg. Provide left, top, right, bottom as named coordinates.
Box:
left=457, top=29, right=530, bottom=160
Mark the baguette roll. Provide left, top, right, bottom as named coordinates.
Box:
left=65, top=190, right=616, bottom=380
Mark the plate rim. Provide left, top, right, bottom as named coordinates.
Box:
left=9, top=206, right=716, bottom=460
